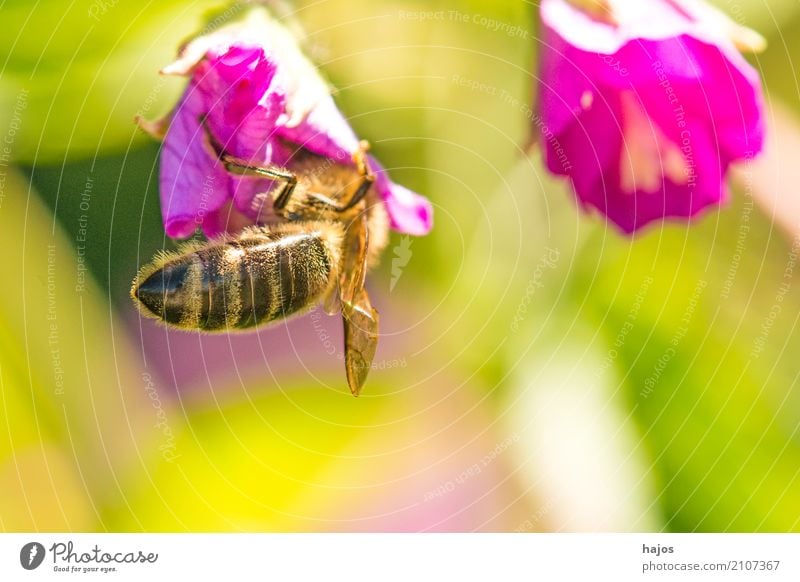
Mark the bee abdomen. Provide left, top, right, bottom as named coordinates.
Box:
left=133, top=224, right=341, bottom=331
left=233, top=230, right=335, bottom=330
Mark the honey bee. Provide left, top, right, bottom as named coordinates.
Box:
left=131, top=139, right=389, bottom=396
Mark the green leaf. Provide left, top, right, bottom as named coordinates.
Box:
left=104, top=372, right=526, bottom=531
left=573, top=193, right=800, bottom=531
left=503, top=320, right=664, bottom=531
left=0, top=171, right=94, bottom=529
left=706, top=0, right=800, bottom=34
left=0, top=169, right=164, bottom=530
left=0, top=0, right=229, bottom=162
left=26, top=143, right=167, bottom=302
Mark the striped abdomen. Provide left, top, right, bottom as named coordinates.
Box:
left=132, top=223, right=342, bottom=331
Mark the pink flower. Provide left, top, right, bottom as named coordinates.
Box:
left=139, top=9, right=432, bottom=239
left=536, top=0, right=765, bottom=233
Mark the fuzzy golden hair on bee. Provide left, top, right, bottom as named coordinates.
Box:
left=133, top=139, right=391, bottom=395
left=131, top=221, right=346, bottom=332
left=130, top=240, right=213, bottom=325
left=131, top=244, right=200, bottom=292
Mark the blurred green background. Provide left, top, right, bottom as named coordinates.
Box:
left=2, top=0, right=800, bottom=532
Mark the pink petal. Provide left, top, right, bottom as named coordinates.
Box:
left=542, top=0, right=710, bottom=54
left=577, top=116, right=726, bottom=233
left=277, top=94, right=361, bottom=161
left=369, top=156, right=433, bottom=236
left=229, top=175, right=281, bottom=223
left=153, top=8, right=434, bottom=239
left=542, top=87, right=622, bottom=196
left=537, top=0, right=764, bottom=233
left=159, top=87, right=230, bottom=239
left=197, top=46, right=285, bottom=161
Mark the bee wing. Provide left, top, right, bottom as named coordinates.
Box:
left=342, top=288, right=379, bottom=396
left=340, top=212, right=378, bottom=396
left=340, top=211, right=368, bottom=307
left=321, top=281, right=341, bottom=315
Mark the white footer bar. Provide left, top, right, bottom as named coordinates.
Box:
left=1, top=533, right=798, bottom=581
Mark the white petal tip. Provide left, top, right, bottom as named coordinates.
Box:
left=733, top=26, right=767, bottom=53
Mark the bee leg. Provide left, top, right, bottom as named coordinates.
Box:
left=221, top=156, right=299, bottom=211
left=198, top=117, right=300, bottom=211
left=338, top=140, right=375, bottom=212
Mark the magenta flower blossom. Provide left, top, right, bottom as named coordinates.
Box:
left=536, top=0, right=765, bottom=233
left=139, top=9, right=432, bottom=239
